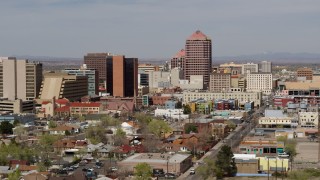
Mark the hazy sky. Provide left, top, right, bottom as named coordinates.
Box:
left=0, top=0, right=319, bottom=59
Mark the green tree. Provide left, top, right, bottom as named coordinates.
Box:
left=8, top=169, right=21, bottom=180
left=114, top=128, right=126, bottom=146
left=185, top=124, right=198, bottom=134
left=48, top=120, right=57, bottom=128
left=214, top=145, right=237, bottom=178
left=85, top=125, right=107, bottom=144
left=176, top=101, right=183, bottom=109
left=147, top=119, right=172, bottom=139
left=13, top=120, right=20, bottom=127
left=0, top=121, right=14, bottom=134
left=226, top=120, right=236, bottom=131
left=134, top=162, right=152, bottom=180
left=197, top=158, right=215, bottom=179
left=65, top=130, right=71, bottom=136
left=277, top=136, right=297, bottom=168
left=183, top=104, right=191, bottom=114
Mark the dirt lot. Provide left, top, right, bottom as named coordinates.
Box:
left=295, top=138, right=318, bottom=163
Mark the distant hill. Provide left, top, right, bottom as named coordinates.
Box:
left=214, top=52, right=320, bottom=64
left=14, top=52, right=320, bottom=65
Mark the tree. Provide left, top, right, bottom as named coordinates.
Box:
left=185, top=124, right=198, bottom=134
left=65, top=130, right=71, bottom=136
left=8, top=169, right=21, bottom=180
left=13, top=120, right=20, bottom=127
left=147, top=120, right=172, bottom=139
left=176, top=101, right=183, bottom=109
left=183, top=104, right=191, bottom=114
left=197, top=158, right=215, bottom=180
left=134, top=162, right=152, bottom=180
left=48, top=120, right=57, bottom=128
left=214, top=145, right=237, bottom=178
left=85, top=125, right=108, bottom=144
left=114, top=128, right=126, bottom=146
left=13, top=125, right=26, bottom=140
left=226, top=120, right=236, bottom=131
left=0, top=121, right=14, bottom=134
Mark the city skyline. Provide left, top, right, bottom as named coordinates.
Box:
left=0, top=0, right=320, bottom=59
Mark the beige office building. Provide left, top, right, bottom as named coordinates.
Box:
left=246, top=73, right=272, bottom=95
left=0, top=57, right=43, bottom=101
left=39, top=72, right=88, bottom=101
left=209, top=73, right=231, bottom=92
left=242, top=63, right=258, bottom=74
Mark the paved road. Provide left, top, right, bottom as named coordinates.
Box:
left=178, top=105, right=265, bottom=180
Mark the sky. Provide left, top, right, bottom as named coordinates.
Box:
left=0, top=0, right=320, bottom=59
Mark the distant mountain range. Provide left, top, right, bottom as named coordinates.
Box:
left=214, top=52, right=320, bottom=64
left=15, top=52, right=320, bottom=65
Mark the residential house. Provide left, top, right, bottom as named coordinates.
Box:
left=49, top=125, right=75, bottom=135
left=105, top=101, right=135, bottom=114
left=87, top=143, right=116, bottom=158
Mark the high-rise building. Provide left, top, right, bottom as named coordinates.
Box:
left=64, top=64, right=99, bottom=96
left=0, top=57, right=43, bottom=101
left=39, top=72, right=88, bottom=101
left=106, top=55, right=138, bottom=97
left=297, top=67, right=313, bottom=80
left=260, top=61, right=272, bottom=73
left=170, top=49, right=185, bottom=70
left=84, top=53, right=111, bottom=86
left=209, top=73, right=231, bottom=92
left=242, top=63, right=259, bottom=74
left=184, top=30, right=212, bottom=89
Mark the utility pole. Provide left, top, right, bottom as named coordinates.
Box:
left=318, top=103, right=320, bottom=167
left=267, top=157, right=270, bottom=180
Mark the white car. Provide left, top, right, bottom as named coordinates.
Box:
left=278, top=152, right=289, bottom=158
left=110, top=167, right=118, bottom=172
left=189, top=168, right=195, bottom=175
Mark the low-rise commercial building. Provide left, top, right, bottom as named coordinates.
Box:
left=258, top=117, right=296, bottom=128
left=183, top=91, right=262, bottom=108
left=118, top=153, right=192, bottom=174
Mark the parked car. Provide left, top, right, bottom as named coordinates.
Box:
left=110, top=167, right=118, bottom=172
left=278, top=152, right=289, bottom=158
left=189, top=168, right=195, bottom=175
left=165, top=173, right=176, bottom=179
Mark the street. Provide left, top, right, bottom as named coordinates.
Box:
left=178, top=105, right=265, bottom=180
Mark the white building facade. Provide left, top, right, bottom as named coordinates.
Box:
left=183, top=91, right=262, bottom=107
left=246, top=73, right=273, bottom=95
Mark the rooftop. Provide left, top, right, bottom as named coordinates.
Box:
left=121, top=153, right=191, bottom=164
left=187, top=30, right=210, bottom=41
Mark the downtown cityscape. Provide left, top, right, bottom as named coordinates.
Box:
left=1, top=1, right=320, bottom=180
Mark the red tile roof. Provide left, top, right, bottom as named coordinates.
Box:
left=55, top=98, right=70, bottom=105
left=42, top=101, right=50, bottom=105
left=16, top=165, right=38, bottom=171
left=174, top=49, right=185, bottom=58
left=55, top=106, right=70, bottom=112
left=10, top=160, right=28, bottom=166
left=70, top=102, right=101, bottom=107
left=187, top=30, right=209, bottom=40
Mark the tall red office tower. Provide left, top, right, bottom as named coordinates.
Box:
left=184, top=30, right=212, bottom=89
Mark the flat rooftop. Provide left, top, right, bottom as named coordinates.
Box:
left=121, top=153, right=191, bottom=164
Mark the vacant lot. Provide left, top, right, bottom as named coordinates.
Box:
left=295, top=140, right=318, bottom=163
